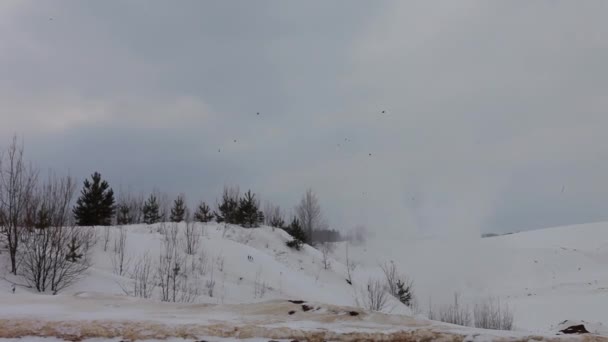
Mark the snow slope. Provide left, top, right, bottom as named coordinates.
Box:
left=1, top=221, right=608, bottom=340
left=334, top=221, right=608, bottom=334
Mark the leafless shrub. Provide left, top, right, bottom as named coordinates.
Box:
left=253, top=268, right=268, bottom=299
left=263, top=202, right=284, bottom=229
left=102, top=226, right=111, bottom=252
left=112, top=226, right=130, bottom=276
left=205, top=264, right=216, bottom=297
left=0, top=136, right=38, bottom=274
left=215, top=254, right=225, bottom=272
left=473, top=297, right=514, bottom=330
left=183, top=221, right=200, bottom=255
left=380, top=260, right=398, bottom=297
left=196, top=248, right=209, bottom=276
left=295, top=188, right=327, bottom=244
left=431, top=293, right=472, bottom=327
left=160, top=222, right=179, bottom=250
left=20, top=174, right=93, bottom=294
left=320, top=242, right=334, bottom=270
left=121, top=252, right=155, bottom=299
left=362, top=278, right=388, bottom=311
left=116, top=189, right=144, bottom=224
left=157, top=247, right=183, bottom=302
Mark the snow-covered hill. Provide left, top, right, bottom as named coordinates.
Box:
left=1, top=221, right=608, bottom=340
left=335, top=221, right=608, bottom=334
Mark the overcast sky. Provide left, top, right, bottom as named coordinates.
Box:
left=2, top=1, right=608, bottom=238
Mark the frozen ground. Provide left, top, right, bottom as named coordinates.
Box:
left=0, top=221, right=607, bottom=340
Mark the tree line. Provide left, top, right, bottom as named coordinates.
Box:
left=0, top=136, right=347, bottom=278
left=71, top=171, right=344, bottom=246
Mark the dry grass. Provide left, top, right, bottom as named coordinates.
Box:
left=0, top=318, right=605, bottom=342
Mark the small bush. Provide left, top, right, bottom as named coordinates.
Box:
left=473, top=297, right=514, bottom=330
left=362, top=278, right=388, bottom=311
left=430, top=293, right=471, bottom=327
left=286, top=239, right=303, bottom=250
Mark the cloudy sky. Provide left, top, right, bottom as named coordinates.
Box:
left=1, top=1, right=608, bottom=238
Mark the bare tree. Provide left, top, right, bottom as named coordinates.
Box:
left=295, top=188, right=327, bottom=244
left=20, top=173, right=94, bottom=294
left=156, top=223, right=198, bottom=303
left=320, top=242, right=334, bottom=270
left=183, top=220, right=200, bottom=255
left=116, top=189, right=144, bottom=224
left=432, top=293, right=472, bottom=327
left=263, top=202, right=284, bottom=228
left=102, top=226, right=111, bottom=252
left=205, top=263, right=216, bottom=297
left=253, top=268, right=268, bottom=299
left=380, top=261, right=399, bottom=297
left=119, top=252, right=155, bottom=299
left=161, top=222, right=179, bottom=251
left=0, top=136, right=38, bottom=274
left=363, top=278, right=388, bottom=311
left=473, top=297, right=514, bottom=330
left=112, top=226, right=130, bottom=276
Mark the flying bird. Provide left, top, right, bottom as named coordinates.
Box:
left=369, top=153, right=372, bottom=156
left=256, top=112, right=260, bottom=115
left=381, top=110, right=385, bottom=114
left=234, top=139, right=237, bottom=143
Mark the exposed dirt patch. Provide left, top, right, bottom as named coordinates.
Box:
left=0, top=319, right=605, bottom=342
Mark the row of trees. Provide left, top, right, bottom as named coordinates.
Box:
left=72, top=173, right=342, bottom=245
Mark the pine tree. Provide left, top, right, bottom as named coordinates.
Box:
left=143, top=194, right=161, bottom=224
left=35, top=204, right=52, bottom=229
left=214, top=188, right=239, bottom=224
left=116, top=203, right=132, bottom=225
left=194, top=201, right=213, bottom=223
left=269, top=215, right=285, bottom=229
left=237, top=190, right=261, bottom=228
left=396, top=279, right=413, bottom=307
left=286, top=217, right=307, bottom=250
left=170, top=195, right=187, bottom=222
left=66, top=236, right=84, bottom=262
left=73, top=172, right=115, bottom=226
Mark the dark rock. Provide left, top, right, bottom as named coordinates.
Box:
left=288, top=310, right=296, bottom=315
left=349, top=311, right=360, bottom=316
left=560, top=324, right=589, bottom=334
left=288, top=300, right=305, bottom=304
left=302, top=304, right=312, bottom=312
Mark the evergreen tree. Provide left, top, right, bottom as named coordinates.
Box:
left=170, top=195, right=187, bottom=222
left=143, top=194, right=161, bottom=224
left=214, top=188, right=239, bottom=224
left=116, top=203, right=132, bottom=225
left=286, top=217, right=307, bottom=250
left=66, top=236, right=84, bottom=262
left=194, top=201, right=213, bottom=223
left=35, top=204, right=52, bottom=229
left=73, top=172, right=115, bottom=226
left=396, top=279, right=413, bottom=307
left=269, top=215, right=285, bottom=229
left=236, top=190, right=262, bottom=228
